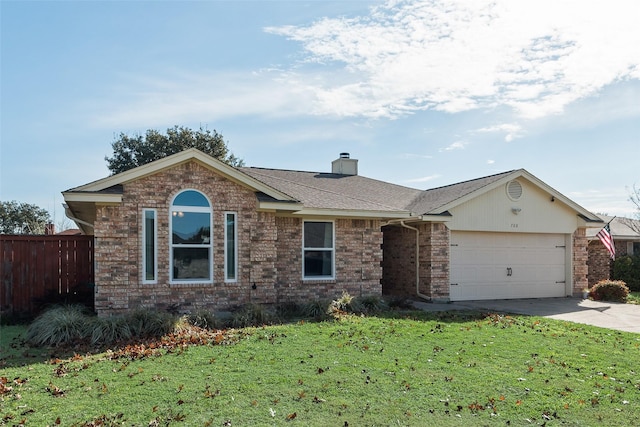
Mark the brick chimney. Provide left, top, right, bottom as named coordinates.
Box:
left=331, top=152, right=358, bottom=176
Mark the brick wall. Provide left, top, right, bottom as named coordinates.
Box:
left=381, top=225, right=416, bottom=296
left=274, top=217, right=382, bottom=303
left=93, top=161, right=384, bottom=316
left=381, top=222, right=450, bottom=301
left=572, top=228, right=589, bottom=294
left=422, top=223, right=450, bottom=301
left=587, top=239, right=612, bottom=286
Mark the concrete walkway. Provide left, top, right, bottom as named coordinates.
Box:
left=412, top=297, right=640, bottom=333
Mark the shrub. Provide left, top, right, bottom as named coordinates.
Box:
left=128, top=308, right=177, bottom=338
left=589, top=280, right=629, bottom=302
left=275, top=301, right=305, bottom=319
left=26, top=305, right=92, bottom=346
left=352, top=295, right=389, bottom=314
left=303, top=299, right=330, bottom=320
left=328, top=292, right=354, bottom=318
left=89, top=316, right=132, bottom=345
left=231, top=303, right=276, bottom=328
left=185, top=310, right=219, bottom=330
left=613, top=255, right=640, bottom=291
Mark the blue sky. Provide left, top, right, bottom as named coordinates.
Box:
left=2, top=0, right=639, bottom=226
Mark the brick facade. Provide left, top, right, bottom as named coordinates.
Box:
left=586, top=238, right=634, bottom=287
left=587, top=240, right=612, bottom=287
left=381, top=222, right=450, bottom=301
left=572, top=228, right=588, bottom=294
left=90, top=159, right=595, bottom=315
left=93, top=161, right=383, bottom=316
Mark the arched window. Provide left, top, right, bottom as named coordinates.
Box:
left=170, top=190, right=212, bottom=282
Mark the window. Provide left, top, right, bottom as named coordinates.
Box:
left=303, top=221, right=334, bottom=279
left=170, top=190, right=212, bottom=282
left=225, top=212, right=237, bottom=282
left=142, top=209, right=157, bottom=283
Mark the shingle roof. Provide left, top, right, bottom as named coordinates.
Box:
left=240, top=167, right=422, bottom=212
left=240, top=167, right=521, bottom=216
left=586, top=215, right=640, bottom=240
left=406, top=170, right=516, bottom=214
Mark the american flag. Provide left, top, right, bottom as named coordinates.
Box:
left=597, top=223, right=615, bottom=260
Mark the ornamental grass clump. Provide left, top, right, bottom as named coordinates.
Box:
left=26, top=305, right=91, bottom=346
left=127, top=308, right=177, bottom=338
left=88, top=315, right=132, bottom=345
left=589, top=279, right=629, bottom=302
left=231, top=303, right=276, bottom=328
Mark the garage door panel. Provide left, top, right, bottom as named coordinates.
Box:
left=450, top=231, right=567, bottom=301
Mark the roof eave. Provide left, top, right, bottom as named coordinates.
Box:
left=428, top=169, right=601, bottom=222
left=288, top=208, right=417, bottom=219
left=67, top=149, right=297, bottom=203
left=62, top=192, right=123, bottom=204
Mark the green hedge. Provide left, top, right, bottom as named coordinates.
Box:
left=613, top=255, right=640, bottom=291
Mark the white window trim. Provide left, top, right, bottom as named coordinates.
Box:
left=169, top=190, right=214, bottom=285
left=302, top=220, right=335, bottom=280
left=142, top=208, right=157, bottom=284
left=224, top=211, right=238, bottom=283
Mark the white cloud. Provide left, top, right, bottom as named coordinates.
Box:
left=267, top=0, right=640, bottom=119
left=569, top=188, right=636, bottom=218
left=398, top=153, right=433, bottom=159
left=406, top=174, right=441, bottom=183
left=487, top=159, right=495, bottom=165
left=441, top=141, right=465, bottom=152
left=85, top=70, right=321, bottom=128
left=477, top=123, right=523, bottom=142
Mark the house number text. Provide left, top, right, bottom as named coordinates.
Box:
left=511, top=223, right=519, bottom=228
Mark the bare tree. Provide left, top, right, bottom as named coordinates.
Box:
left=622, top=184, right=640, bottom=234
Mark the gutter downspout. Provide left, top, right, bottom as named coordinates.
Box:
left=399, top=221, right=430, bottom=301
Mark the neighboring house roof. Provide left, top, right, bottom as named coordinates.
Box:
left=57, top=228, right=82, bottom=236
left=586, top=215, right=640, bottom=240
left=62, top=149, right=602, bottom=233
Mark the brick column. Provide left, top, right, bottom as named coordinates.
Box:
left=420, top=223, right=450, bottom=302
left=572, top=228, right=588, bottom=295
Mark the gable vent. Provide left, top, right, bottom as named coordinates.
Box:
left=506, top=180, right=523, bottom=200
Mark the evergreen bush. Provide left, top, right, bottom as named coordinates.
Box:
left=613, top=255, right=640, bottom=291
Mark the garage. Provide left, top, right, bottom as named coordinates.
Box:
left=450, top=231, right=568, bottom=301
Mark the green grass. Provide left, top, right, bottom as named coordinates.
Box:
left=2, top=311, right=640, bottom=426
left=628, top=292, right=640, bottom=304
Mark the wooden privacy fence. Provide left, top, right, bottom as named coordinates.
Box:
left=1, top=235, right=94, bottom=316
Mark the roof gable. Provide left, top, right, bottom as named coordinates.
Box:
left=64, top=148, right=296, bottom=202
left=407, top=169, right=600, bottom=222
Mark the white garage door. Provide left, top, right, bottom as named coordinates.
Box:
left=450, top=231, right=567, bottom=301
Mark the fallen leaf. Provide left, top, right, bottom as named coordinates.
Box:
left=286, top=412, right=297, bottom=420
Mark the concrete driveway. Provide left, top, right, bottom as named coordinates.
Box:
left=413, top=297, right=640, bottom=333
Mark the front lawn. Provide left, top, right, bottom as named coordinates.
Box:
left=2, top=311, right=640, bottom=426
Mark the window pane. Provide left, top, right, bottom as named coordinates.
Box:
left=304, top=222, right=333, bottom=248
left=173, top=190, right=210, bottom=207
left=144, top=210, right=155, bottom=281
left=226, top=213, right=236, bottom=280
left=304, top=250, right=332, bottom=277
left=173, top=247, right=210, bottom=280
left=172, top=212, right=211, bottom=244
